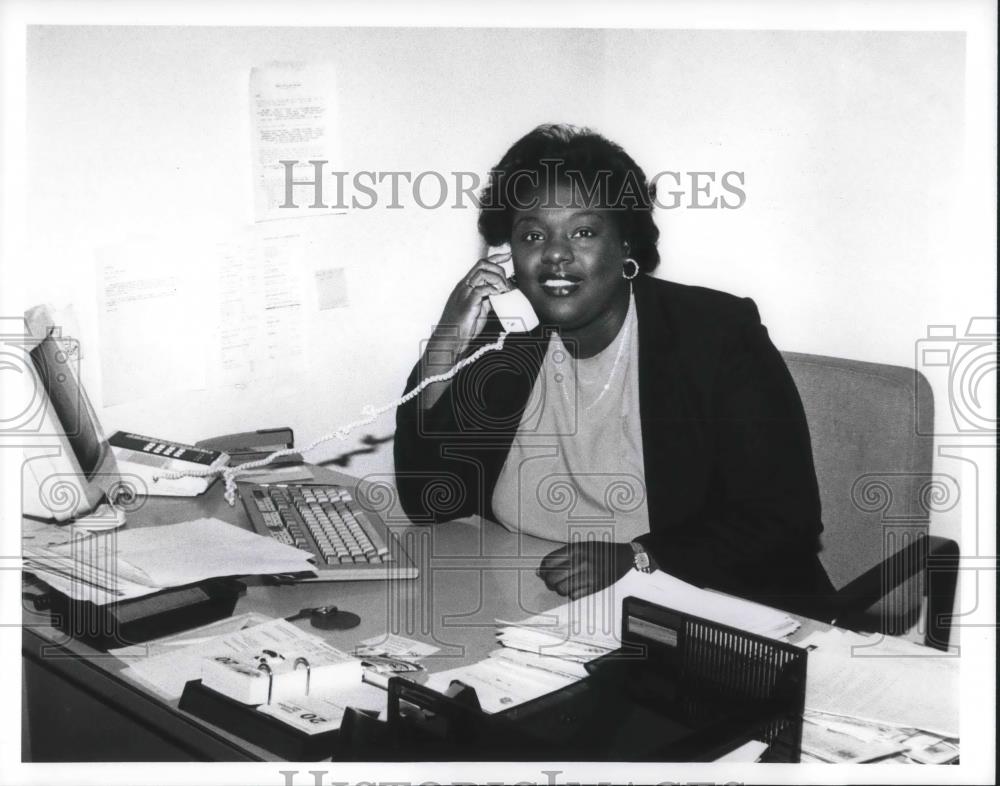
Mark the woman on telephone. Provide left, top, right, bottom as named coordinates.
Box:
left=394, top=124, right=835, bottom=620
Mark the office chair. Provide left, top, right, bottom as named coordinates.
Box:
left=782, top=352, right=959, bottom=651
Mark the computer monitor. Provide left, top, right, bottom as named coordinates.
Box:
left=21, top=310, right=120, bottom=522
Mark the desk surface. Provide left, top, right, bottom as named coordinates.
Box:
left=23, top=466, right=831, bottom=762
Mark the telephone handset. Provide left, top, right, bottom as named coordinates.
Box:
left=485, top=245, right=540, bottom=333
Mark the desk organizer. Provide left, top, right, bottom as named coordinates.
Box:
left=341, top=597, right=808, bottom=762
left=43, top=577, right=245, bottom=651
left=179, top=678, right=350, bottom=761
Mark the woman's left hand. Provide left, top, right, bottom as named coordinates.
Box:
left=537, top=541, right=634, bottom=599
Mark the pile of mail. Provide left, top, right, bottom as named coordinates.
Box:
left=23, top=517, right=317, bottom=605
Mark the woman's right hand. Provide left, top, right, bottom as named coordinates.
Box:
left=429, top=251, right=512, bottom=354
left=416, top=252, right=512, bottom=410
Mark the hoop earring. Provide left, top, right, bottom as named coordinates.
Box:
left=622, top=258, right=640, bottom=280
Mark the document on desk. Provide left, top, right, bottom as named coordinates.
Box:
left=22, top=543, right=162, bottom=606
left=800, top=719, right=907, bottom=763
left=497, top=569, right=800, bottom=660
left=22, top=518, right=110, bottom=549
left=119, top=614, right=275, bottom=698
left=99, top=518, right=315, bottom=587
left=27, top=518, right=316, bottom=605
left=798, top=709, right=951, bottom=764
left=798, top=629, right=959, bottom=738
left=124, top=617, right=353, bottom=701
left=424, top=649, right=581, bottom=714
left=110, top=611, right=273, bottom=662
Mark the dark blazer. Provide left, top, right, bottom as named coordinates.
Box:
left=395, top=275, right=836, bottom=620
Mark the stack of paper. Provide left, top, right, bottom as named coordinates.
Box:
left=457, top=570, right=802, bottom=714
left=423, top=649, right=584, bottom=714
left=22, top=543, right=162, bottom=605
left=22, top=518, right=110, bottom=549
left=496, top=569, right=800, bottom=661
left=801, top=710, right=913, bottom=763
left=798, top=628, right=959, bottom=739
left=110, top=612, right=273, bottom=662
left=120, top=615, right=384, bottom=737
left=801, top=709, right=960, bottom=764
left=123, top=618, right=345, bottom=700
left=24, top=518, right=316, bottom=605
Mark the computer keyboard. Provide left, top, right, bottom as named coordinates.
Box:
left=238, top=481, right=418, bottom=581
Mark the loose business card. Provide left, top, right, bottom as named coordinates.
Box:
left=356, top=633, right=439, bottom=661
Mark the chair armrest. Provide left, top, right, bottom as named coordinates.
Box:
left=831, top=535, right=959, bottom=633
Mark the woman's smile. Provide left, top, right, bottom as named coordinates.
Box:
left=538, top=271, right=584, bottom=296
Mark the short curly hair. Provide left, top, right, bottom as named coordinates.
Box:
left=478, top=124, right=661, bottom=273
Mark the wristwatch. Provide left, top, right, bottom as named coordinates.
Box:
left=630, top=540, right=655, bottom=573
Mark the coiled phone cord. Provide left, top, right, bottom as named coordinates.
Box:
left=154, top=330, right=511, bottom=506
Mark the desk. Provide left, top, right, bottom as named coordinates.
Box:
left=21, top=467, right=829, bottom=762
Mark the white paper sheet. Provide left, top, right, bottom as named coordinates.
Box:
left=497, top=569, right=800, bottom=659
left=250, top=61, right=342, bottom=222
left=210, top=230, right=308, bottom=387
left=32, top=518, right=315, bottom=605
left=424, top=655, right=579, bottom=714
left=76, top=517, right=315, bottom=588
left=486, top=647, right=590, bottom=680
left=23, top=543, right=163, bottom=606
left=801, top=721, right=906, bottom=763
left=123, top=617, right=334, bottom=700
left=799, top=708, right=955, bottom=765
left=313, top=267, right=349, bottom=310
left=96, top=242, right=209, bottom=406
left=715, top=740, right=769, bottom=763
left=798, top=629, right=960, bottom=737
left=110, top=612, right=273, bottom=661
left=22, top=518, right=96, bottom=549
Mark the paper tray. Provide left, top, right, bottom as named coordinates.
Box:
left=340, top=598, right=808, bottom=762
left=45, top=578, right=245, bottom=651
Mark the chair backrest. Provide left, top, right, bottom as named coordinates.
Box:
left=782, top=352, right=937, bottom=630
